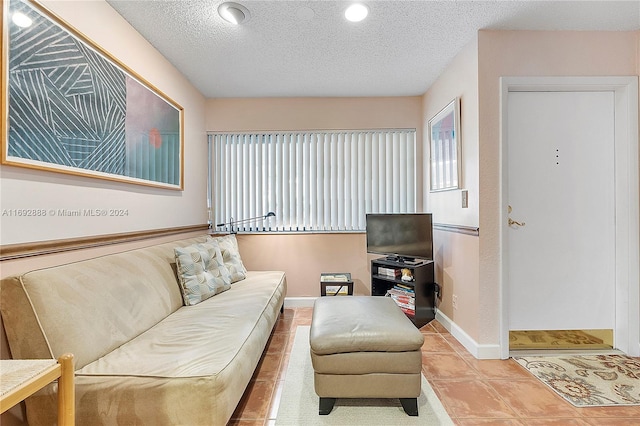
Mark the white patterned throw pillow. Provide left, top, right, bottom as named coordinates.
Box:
left=208, top=234, right=247, bottom=283
left=174, top=241, right=232, bottom=306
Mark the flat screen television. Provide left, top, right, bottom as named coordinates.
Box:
left=366, top=213, right=433, bottom=262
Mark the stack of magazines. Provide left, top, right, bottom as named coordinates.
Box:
left=386, top=284, right=415, bottom=316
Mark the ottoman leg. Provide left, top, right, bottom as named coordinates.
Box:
left=319, top=397, right=336, bottom=415
left=400, top=398, right=418, bottom=416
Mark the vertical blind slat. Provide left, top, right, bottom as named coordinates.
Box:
left=309, top=134, right=317, bottom=230
left=323, top=134, right=331, bottom=231
left=371, top=133, right=379, bottom=212
left=297, top=134, right=304, bottom=230
left=357, top=133, right=365, bottom=230
left=385, top=133, right=393, bottom=212
left=364, top=133, right=372, bottom=218
left=350, top=133, right=359, bottom=230
left=393, top=133, right=401, bottom=212
left=269, top=136, right=278, bottom=230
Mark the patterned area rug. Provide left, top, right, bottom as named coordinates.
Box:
left=514, top=355, right=640, bottom=407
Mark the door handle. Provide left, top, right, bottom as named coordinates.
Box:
left=508, top=218, right=526, bottom=227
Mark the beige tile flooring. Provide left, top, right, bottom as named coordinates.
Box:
left=229, top=307, right=640, bottom=425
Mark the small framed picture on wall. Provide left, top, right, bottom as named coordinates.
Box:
left=429, top=98, right=461, bottom=192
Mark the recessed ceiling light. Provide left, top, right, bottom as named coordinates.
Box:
left=12, top=11, right=33, bottom=28
left=296, top=6, right=315, bottom=22
left=345, top=3, right=368, bottom=22
left=218, top=2, right=250, bottom=25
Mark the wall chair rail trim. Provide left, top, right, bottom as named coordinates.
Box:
left=0, top=224, right=209, bottom=261
left=433, top=223, right=479, bottom=236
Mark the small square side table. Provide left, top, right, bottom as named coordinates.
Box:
left=320, top=273, right=354, bottom=296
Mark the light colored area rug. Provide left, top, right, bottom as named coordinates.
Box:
left=275, top=326, right=453, bottom=425
left=514, top=354, right=640, bottom=407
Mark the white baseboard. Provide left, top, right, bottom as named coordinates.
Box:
left=284, top=297, right=317, bottom=308
left=435, top=310, right=502, bottom=360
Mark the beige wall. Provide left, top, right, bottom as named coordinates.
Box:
left=423, top=38, right=480, bottom=228
left=432, top=229, right=480, bottom=336
left=207, top=96, right=424, bottom=297
left=0, top=0, right=208, bottom=246
left=207, top=97, right=423, bottom=133
left=237, top=233, right=374, bottom=297
left=477, top=30, right=639, bottom=346
left=421, top=38, right=481, bottom=340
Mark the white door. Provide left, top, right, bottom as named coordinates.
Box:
left=507, top=91, right=616, bottom=331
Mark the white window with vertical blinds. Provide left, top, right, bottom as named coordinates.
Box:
left=209, top=129, right=416, bottom=233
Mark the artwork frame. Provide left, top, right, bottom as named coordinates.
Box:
left=2, top=0, right=184, bottom=190
left=428, top=98, right=461, bottom=192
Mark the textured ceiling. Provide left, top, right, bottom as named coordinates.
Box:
left=106, top=0, right=640, bottom=98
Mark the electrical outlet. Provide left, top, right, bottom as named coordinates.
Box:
left=452, top=294, right=458, bottom=310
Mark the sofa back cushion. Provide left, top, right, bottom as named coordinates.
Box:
left=0, top=236, right=207, bottom=369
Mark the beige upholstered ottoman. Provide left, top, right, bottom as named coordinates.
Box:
left=310, top=296, right=425, bottom=416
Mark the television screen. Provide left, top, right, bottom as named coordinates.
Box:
left=366, top=213, right=433, bottom=261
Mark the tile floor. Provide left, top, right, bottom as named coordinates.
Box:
left=228, top=307, right=640, bottom=425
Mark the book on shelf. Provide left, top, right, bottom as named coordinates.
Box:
left=377, top=267, right=400, bottom=277
left=394, top=301, right=415, bottom=311
left=389, top=294, right=414, bottom=305
left=387, top=287, right=414, bottom=298
left=395, top=283, right=414, bottom=291
left=391, top=285, right=414, bottom=294
left=386, top=291, right=415, bottom=308
left=392, top=301, right=415, bottom=315
left=324, top=285, right=349, bottom=295
left=387, top=291, right=415, bottom=303
left=399, top=306, right=416, bottom=316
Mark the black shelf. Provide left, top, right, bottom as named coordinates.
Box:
left=370, top=258, right=436, bottom=328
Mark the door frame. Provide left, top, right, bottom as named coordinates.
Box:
left=499, top=76, right=639, bottom=359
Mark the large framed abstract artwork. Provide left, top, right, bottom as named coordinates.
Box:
left=428, top=98, right=461, bottom=192
left=2, top=0, right=184, bottom=190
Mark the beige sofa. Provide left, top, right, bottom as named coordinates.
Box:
left=0, top=235, right=286, bottom=425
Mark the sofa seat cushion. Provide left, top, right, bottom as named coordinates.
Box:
left=77, top=271, right=285, bottom=378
